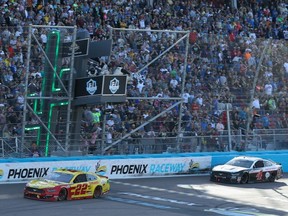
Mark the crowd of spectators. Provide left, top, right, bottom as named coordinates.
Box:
left=0, top=0, right=288, bottom=156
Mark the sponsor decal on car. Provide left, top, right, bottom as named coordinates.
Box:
left=52, top=166, right=91, bottom=172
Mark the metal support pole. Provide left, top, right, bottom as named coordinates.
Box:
left=103, top=101, right=182, bottom=153
left=127, top=97, right=183, bottom=100
left=21, top=24, right=33, bottom=157
left=31, top=33, right=69, bottom=95
left=226, top=104, right=232, bottom=151
left=245, top=39, right=272, bottom=148
left=111, top=27, right=189, bottom=34
left=26, top=104, right=66, bottom=152
left=31, top=25, right=75, bottom=29
left=134, top=34, right=188, bottom=75
left=101, top=103, right=107, bottom=155
left=1, top=140, right=4, bottom=157
left=65, top=26, right=77, bottom=152
left=177, top=33, right=190, bottom=150
left=26, top=97, right=68, bottom=100
left=110, top=28, right=190, bottom=76
left=231, top=0, right=238, bottom=9
left=108, top=27, right=113, bottom=64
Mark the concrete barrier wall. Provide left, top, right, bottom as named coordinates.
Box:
left=0, top=151, right=287, bottom=183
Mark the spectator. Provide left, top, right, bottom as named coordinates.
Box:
left=29, top=141, right=41, bottom=157
left=261, top=113, right=270, bottom=129
left=0, top=0, right=288, bottom=156
left=216, top=119, right=225, bottom=135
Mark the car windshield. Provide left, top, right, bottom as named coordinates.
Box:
left=45, top=172, right=74, bottom=183
left=226, top=158, right=254, bottom=168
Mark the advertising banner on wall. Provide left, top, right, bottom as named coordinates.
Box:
left=0, top=156, right=211, bottom=183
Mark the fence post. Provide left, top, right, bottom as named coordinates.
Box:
left=226, top=104, right=232, bottom=151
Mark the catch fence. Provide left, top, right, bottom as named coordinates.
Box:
left=0, top=25, right=288, bottom=158
left=1, top=128, right=288, bottom=158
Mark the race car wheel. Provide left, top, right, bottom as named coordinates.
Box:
left=240, top=173, right=248, bottom=184
left=277, top=168, right=283, bottom=179
left=58, top=188, right=67, bottom=201
left=93, top=186, right=102, bottom=199
left=268, top=174, right=276, bottom=182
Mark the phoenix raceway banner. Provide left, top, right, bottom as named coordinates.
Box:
left=0, top=156, right=211, bottom=182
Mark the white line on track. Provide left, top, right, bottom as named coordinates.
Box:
left=106, top=196, right=176, bottom=209
left=112, top=180, right=228, bottom=200
left=111, top=180, right=288, bottom=212
left=119, top=192, right=199, bottom=206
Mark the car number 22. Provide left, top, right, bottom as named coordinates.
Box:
left=73, top=184, right=88, bottom=195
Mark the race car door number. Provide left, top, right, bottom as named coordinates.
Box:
left=72, top=183, right=88, bottom=195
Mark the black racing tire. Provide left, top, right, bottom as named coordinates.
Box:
left=240, top=173, right=249, bottom=184
left=93, top=186, right=102, bottom=199
left=268, top=174, right=276, bottom=182
left=58, top=188, right=67, bottom=201
left=277, top=168, right=283, bottom=179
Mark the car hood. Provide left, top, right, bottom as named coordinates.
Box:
left=26, top=179, right=64, bottom=189
left=212, top=164, right=248, bottom=173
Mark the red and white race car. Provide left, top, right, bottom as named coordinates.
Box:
left=210, top=156, right=283, bottom=184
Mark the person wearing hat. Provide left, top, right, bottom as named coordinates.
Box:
left=244, top=48, right=252, bottom=61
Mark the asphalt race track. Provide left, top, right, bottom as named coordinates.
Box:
left=1, top=174, right=288, bottom=216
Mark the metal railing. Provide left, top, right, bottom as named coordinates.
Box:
left=1, top=129, right=287, bottom=158
left=253, top=128, right=288, bottom=150
left=0, top=137, right=20, bottom=158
